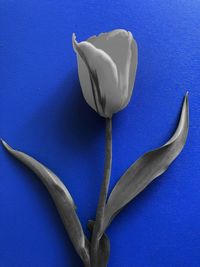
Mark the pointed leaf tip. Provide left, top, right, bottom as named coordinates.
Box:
left=184, top=92, right=189, bottom=104
left=1, top=139, right=11, bottom=151
left=1, top=139, right=6, bottom=146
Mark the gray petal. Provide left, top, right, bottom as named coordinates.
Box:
left=121, top=35, right=138, bottom=109
left=88, top=29, right=137, bottom=108
left=73, top=34, right=121, bottom=117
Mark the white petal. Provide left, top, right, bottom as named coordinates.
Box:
left=72, top=34, right=96, bottom=112
left=73, top=34, right=121, bottom=117
left=87, top=29, right=137, bottom=108
left=123, top=36, right=138, bottom=108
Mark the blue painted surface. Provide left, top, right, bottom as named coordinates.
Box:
left=0, top=1, right=199, bottom=266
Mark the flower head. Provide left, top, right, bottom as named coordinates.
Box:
left=73, top=29, right=138, bottom=118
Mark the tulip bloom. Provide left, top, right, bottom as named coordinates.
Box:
left=72, top=29, right=138, bottom=118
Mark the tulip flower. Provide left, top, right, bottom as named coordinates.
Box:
left=73, top=29, right=138, bottom=266
left=72, top=29, right=138, bottom=118
left=1, top=28, right=189, bottom=267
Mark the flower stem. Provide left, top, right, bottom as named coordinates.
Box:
left=91, top=117, right=112, bottom=266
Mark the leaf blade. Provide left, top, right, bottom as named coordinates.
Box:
left=102, top=93, right=189, bottom=233
left=1, top=141, right=90, bottom=266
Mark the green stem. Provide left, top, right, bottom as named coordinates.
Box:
left=91, top=117, right=112, bottom=267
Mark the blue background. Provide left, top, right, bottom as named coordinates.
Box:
left=1, top=1, right=199, bottom=266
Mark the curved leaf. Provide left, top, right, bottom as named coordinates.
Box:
left=1, top=140, right=90, bottom=266
left=102, top=93, right=189, bottom=234
left=88, top=220, right=110, bottom=267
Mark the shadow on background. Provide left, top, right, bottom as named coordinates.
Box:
left=17, top=70, right=104, bottom=151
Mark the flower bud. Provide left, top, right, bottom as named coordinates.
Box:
left=72, top=29, right=138, bottom=118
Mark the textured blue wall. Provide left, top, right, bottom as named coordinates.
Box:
left=1, top=1, right=199, bottom=266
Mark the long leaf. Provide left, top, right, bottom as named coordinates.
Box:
left=1, top=140, right=90, bottom=266
left=102, top=93, right=189, bottom=234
